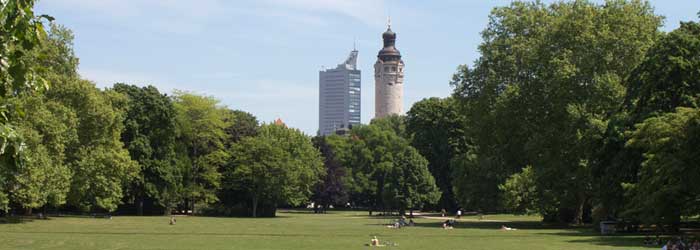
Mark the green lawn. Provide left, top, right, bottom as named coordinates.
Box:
left=0, top=210, right=654, bottom=250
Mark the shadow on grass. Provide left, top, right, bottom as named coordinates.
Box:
left=0, top=216, right=48, bottom=224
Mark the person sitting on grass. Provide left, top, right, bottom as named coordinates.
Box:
left=169, top=216, right=177, bottom=225
left=370, top=236, right=386, bottom=247
left=443, top=219, right=455, bottom=229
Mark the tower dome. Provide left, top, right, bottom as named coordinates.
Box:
left=378, top=25, right=401, bottom=62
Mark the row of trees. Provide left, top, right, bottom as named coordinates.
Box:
left=0, top=1, right=326, bottom=217
left=3, top=0, right=699, bottom=226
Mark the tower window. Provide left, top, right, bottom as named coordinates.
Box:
left=391, top=66, right=396, bottom=72
left=384, top=66, right=389, bottom=71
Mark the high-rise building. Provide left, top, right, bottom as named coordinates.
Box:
left=374, top=21, right=404, bottom=119
left=318, top=49, right=361, bottom=136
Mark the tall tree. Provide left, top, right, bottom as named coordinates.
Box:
left=614, top=20, right=700, bottom=226
left=172, top=91, right=228, bottom=213
left=594, top=19, right=700, bottom=222
left=0, top=0, right=53, bottom=212
left=112, top=83, right=180, bottom=215
left=450, top=0, right=662, bottom=223
left=6, top=96, right=75, bottom=214
left=311, top=136, right=349, bottom=213
left=405, top=97, right=468, bottom=210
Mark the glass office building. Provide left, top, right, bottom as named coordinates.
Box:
left=318, top=49, right=361, bottom=136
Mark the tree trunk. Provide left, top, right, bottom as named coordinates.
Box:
left=137, top=199, right=144, bottom=216
left=574, top=195, right=587, bottom=225
left=252, top=196, right=258, bottom=218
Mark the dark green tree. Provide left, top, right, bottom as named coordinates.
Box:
left=311, top=136, right=349, bottom=213
left=405, top=97, right=468, bottom=210
left=624, top=107, right=700, bottom=228
left=112, top=83, right=180, bottom=215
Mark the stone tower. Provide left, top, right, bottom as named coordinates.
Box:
left=374, top=21, right=404, bottom=119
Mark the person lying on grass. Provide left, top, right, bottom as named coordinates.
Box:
left=500, top=225, right=517, bottom=231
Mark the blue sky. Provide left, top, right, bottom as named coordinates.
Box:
left=36, top=0, right=699, bottom=135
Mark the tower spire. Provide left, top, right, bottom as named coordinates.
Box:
left=387, top=16, right=391, bottom=29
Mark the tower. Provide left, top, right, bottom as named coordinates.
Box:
left=318, top=49, right=361, bottom=136
left=374, top=19, right=404, bottom=119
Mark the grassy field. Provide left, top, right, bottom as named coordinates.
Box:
left=0, top=210, right=654, bottom=250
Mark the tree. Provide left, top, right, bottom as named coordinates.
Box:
left=6, top=96, right=74, bottom=214
left=327, top=121, right=440, bottom=215
left=370, top=114, right=408, bottom=139
left=225, top=124, right=323, bottom=217
left=44, top=78, right=138, bottom=212
left=450, top=0, right=662, bottom=223
left=621, top=19, right=700, bottom=227
left=172, top=91, right=229, bottom=213
left=594, top=19, right=700, bottom=222
left=382, top=145, right=441, bottom=216
left=112, top=83, right=180, bottom=215
left=0, top=0, right=53, bottom=212
left=224, top=110, right=258, bottom=144
left=499, top=165, right=538, bottom=215
left=624, top=107, right=700, bottom=228
left=625, top=21, right=700, bottom=121
left=311, top=136, right=349, bottom=213
left=405, top=97, right=468, bottom=210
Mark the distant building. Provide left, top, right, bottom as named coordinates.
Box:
left=274, top=118, right=286, bottom=127
left=374, top=20, right=404, bottom=119
left=318, top=49, right=361, bottom=136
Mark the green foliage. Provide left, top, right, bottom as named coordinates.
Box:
left=450, top=0, right=662, bottom=223
left=43, top=78, right=137, bottom=212
left=405, top=97, right=468, bottom=210
left=382, top=145, right=441, bottom=213
left=499, top=166, right=538, bottom=215
left=112, top=83, right=180, bottom=214
left=624, top=107, right=700, bottom=225
left=224, top=109, right=258, bottom=144
left=311, top=136, right=349, bottom=209
left=172, top=91, right=229, bottom=211
left=7, top=96, right=75, bottom=211
left=0, top=0, right=53, bottom=211
left=327, top=121, right=440, bottom=214
left=225, top=124, right=323, bottom=217
left=626, top=21, right=700, bottom=121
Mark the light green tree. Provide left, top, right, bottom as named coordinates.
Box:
left=172, top=91, right=228, bottom=213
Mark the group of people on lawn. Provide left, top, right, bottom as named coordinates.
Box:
left=648, top=236, right=700, bottom=250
